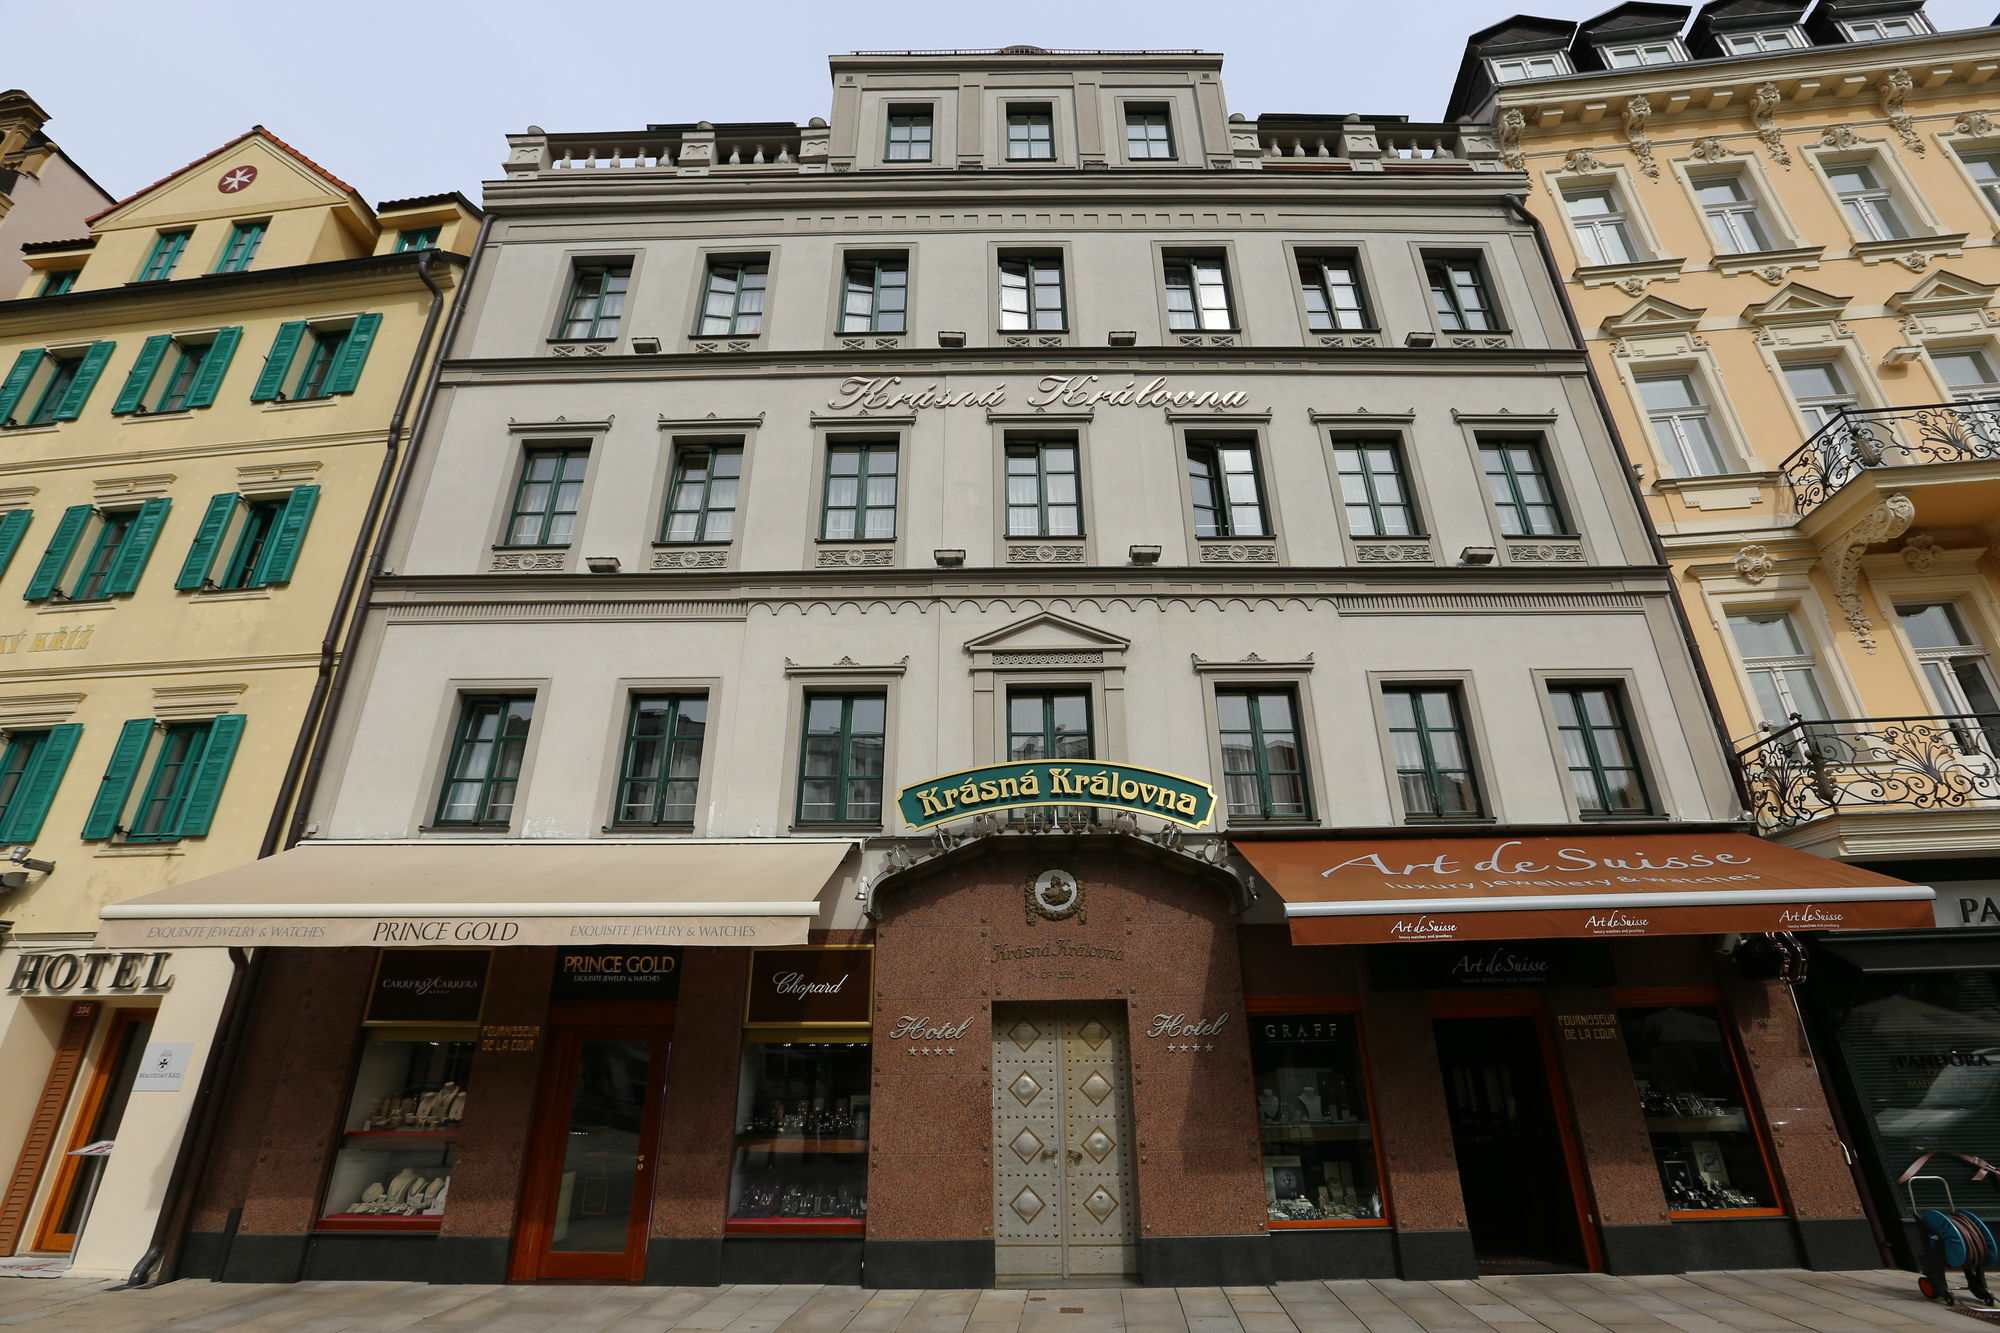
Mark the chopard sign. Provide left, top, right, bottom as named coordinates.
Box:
left=826, top=375, right=1254, bottom=413
left=773, top=970, right=847, bottom=997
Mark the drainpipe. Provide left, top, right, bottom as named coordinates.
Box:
left=1502, top=192, right=1753, bottom=815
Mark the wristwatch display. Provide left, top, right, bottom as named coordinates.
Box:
left=1249, top=1012, right=1385, bottom=1225
left=318, top=1035, right=472, bottom=1230
left=1619, top=1005, right=1776, bottom=1213
left=727, top=1042, right=869, bottom=1233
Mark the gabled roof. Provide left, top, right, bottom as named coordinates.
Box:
left=1465, top=13, right=1580, bottom=50
left=376, top=190, right=483, bottom=217
left=85, top=124, right=358, bottom=225
left=1688, top=0, right=1811, bottom=54
left=1576, top=1, right=1694, bottom=40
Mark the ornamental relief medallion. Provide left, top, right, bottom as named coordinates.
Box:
left=1198, top=544, right=1278, bottom=563
left=489, top=552, right=567, bottom=572
left=1007, top=545, right=1086, bottom=564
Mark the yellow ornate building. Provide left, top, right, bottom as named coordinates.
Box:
left=1451, top=0, right=2000, bottom=1256
left=0, top=129, right=476, bottom=1275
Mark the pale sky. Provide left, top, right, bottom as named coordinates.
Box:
left=18, top=0, right=2000, bottom=207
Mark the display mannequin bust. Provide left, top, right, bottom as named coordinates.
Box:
left=1258, top=1088, right=1280, bottom=1121
left=1297, top=1088, right=1323, bottom=1121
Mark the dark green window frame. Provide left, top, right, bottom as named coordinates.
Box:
left=1005, top=437, right=1081, bottom=538
left=557, top=262, right=631, bottom=340
left=1385, top=685, right=1484, bottom=820
left=1218, top=688, right=1311, bottom=820
left=796, top=692, right=885, bottom=825
left=505, top=446, right=588, bottom=547
left=1124, top=105, right=1175, bottom=159
left=821, top=442, right=898, bottom=541
left=1007, top=688, right=1093, bottom=763
left=1164, top=256, right=1235, bottom=331
left=614, top=693, right=708, bottom=826
left=37, top=270, right=77, bottom=298
left=1186, top=438, right=1268, bottom=539
left=1480, top=438, right=1569, bottom=537
left=0, top=731, right=47, bottom=828
left=661, top=444, right=741, bottom=543
left=1425, top=255, right=1501, bottom=332
left=213, top=220, right=266, bottom=274
left=137, top=230, right=191, bottom=283
left=698, top=259, right=767, bottom=336
left=396, top=227, right=441, bottom=252
left=1300, top=254, right=1372, bottom=331
left=1549, top=683, right=1653, bottom=816
left=434, top=694, right=535, bottom=826
left=885, top=107, right=934, bottom=161
left=23, top=356, right=79, bottom=427
left=69, top=510, right=135, bottom=602
left=1333, top=440, right=1421, bottom=537
left=839, top=256, right=908, bottom=334
left=999, top=254, right=1066, bottom=331
left=216, top=498, right=285, bottom=590
left=126, top=722, right=212, bottom=842
left=290, top=328, right=348, bottom=401
left=1006, top=105, right=1055, bottom=160
left=153, top=342, right=210, bottom=413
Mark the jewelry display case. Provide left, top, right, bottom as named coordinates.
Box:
left=1249, top=1012, right=1385, bottom=1226
left=1619, top=1004, right=1778, bottom=1215
left=726, top=1041, right=870, bottom=1234
left=318, top=1032, right=472, bottom=1231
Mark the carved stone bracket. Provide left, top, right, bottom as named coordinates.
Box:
left=1622, top=96, right=1659, bottom=179
left=1954, top=111, right=1999, bottom=138
left=1821, top=493, right=1915, bottom=651
left=1878, top=69, right=1924, bottom=154
left=1561, top=146, right=1614, bottom=173
left=1751, top=83, right=1792, bottom=167
left=1734, top=544, right=1773, bottom=584
left=1499, top=108, right=1526, bottom=171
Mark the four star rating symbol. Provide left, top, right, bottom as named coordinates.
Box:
left=1164, top=1043, right=1216, bottom=1053
left=218, top=165, right=257, bottom=193
left=905, top=1046, right=957, bottom=1057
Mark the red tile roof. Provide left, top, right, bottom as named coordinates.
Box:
left=85, top=124, right=360, bottom=224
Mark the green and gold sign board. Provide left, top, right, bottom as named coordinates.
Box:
left=897, top=761, right=1215, bottom=831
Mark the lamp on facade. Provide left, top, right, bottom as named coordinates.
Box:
left=938, top=330, right=966, bottom=347
left=585, top=555, right=622, bottom=574
left=1882, top=345, right=1924, bottom=365
left=7, top=846, right=51, bottom=875
left=1405, top=331, right=1437, bottom=348
left=630, top=336, right=663, bottom=354
left=1459, top=546, right=1497, bottom=565
left=934, top=548, right=966, bottom=566
left=1128, top=544, right=1161, bottom=564
left=1108, top=330, right=1137, bottom=346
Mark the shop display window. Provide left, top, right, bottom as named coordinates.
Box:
left=727, top=1041, right=869, bottom=1233
left=1249, top=1011, right=1385, bottom=1225
left=1618, top=1004, right=1778, bottom=1215
left=318, top=1033, right=471, bottom=1231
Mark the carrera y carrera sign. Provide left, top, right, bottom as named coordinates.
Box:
left=896, top=761, right=1214, bottom=830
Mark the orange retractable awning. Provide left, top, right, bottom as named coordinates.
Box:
left=1235, top=832, right=1933, bottom=946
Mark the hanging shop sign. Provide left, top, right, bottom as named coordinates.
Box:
left=1933, top=881, right=2000, bottom=928
left=365, top=949, right=489, bottom=1025
left=897, top=761, right=1214, bottom=830
left=6, top=950, right=174, bottom=995
left=1367, top=939, right=1614, bottom=991
left=551, top=947, right=683, bottom=1002
left=745, top=946, right=873, bottom=1027
left=825, top=375, right=1255, bottom=414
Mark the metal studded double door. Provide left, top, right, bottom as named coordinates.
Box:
left=992, top=1004, right=1138, bottom=1281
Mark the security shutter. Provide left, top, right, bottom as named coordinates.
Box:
left=100, top=497, right=171, bottom=598
left=0, top=349, right=43, bottom=424
left=0, top=723, right=82, bottom=843
left=172, top=713, right=244, bottom=837
left=183, top=326, right=241, bottom=409
left=0, top=510, right=32, bottom=579
left=50, top=342, right=114, bottom=421
left=251, top=485, right=320, bottom=585
left=22, top=505, right=93, bottom=602
left=0, top=1002, right=99, bottom=1254
left=81, top=718, right=155, bottom=840
left=109, top=335, right=173, bottom=415
left=176, top=493, right=240, bottom=590
left=249, top=321, right=308, bottom=402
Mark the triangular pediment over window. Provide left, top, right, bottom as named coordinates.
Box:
left=1742, top=282, right=1851, bottom=327
left=1887, top=269, right=2000, bottom=318
left=1601, top=293, right=1706, bottom=337
left=963, top=612, right=1131, bottom=657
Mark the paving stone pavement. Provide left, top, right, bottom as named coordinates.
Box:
left=0, top=1268, right=1990, bottom=1332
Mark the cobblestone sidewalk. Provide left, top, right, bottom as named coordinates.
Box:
left=0, top=1267, right=1991, bottom=1332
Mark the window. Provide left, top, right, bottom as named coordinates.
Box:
left=1728, top=611, right=1833, bottom=729
left=1186, top=437, right=1268, bottom=538
left=885, top=106, right=933, bottom=161
left=1548, top=683, right=1651, bottom=815
left=1720, top=28, right=1803, bottom=54
left=1490, top=54, right=1568, bottom=81
left=1425, top=256, right=1499, bottom=331
left=110, top=329, right=241, bottom=418
left=1840, top=14, right=1927, bottom=41
left=1124, top=105, right=1175, bottom=160
left=699, top=259, right=767, bottom=336
left=730, top=1039, right=870, bottom=1228
left=1333, top=440, right=1420, bottom=537
left=1562, top=187, right=1639, bottom=266
left=839, top=256, right=907, bottom=334
left=1691, top=173, right=1775, bottom=254
left=615, top=693, right=707, bottom=826
left=505, top=446, right=587, bottom=547
left=821, top=441, right=897, bottom=541
left=797, top=693, right=884, bottom=824
left=249, top=316, right=379, bottom=404
left=127, top=723, right=212, bottom=840
left=1899, top=602, right=2000, bottom=721
left=152, top=342, right=212, bottom=414
left=1005, top=437, right=1081, bottom=537
left=1164, top=256, right=1235, bottom=331
left=1298, top=255, right=1371, bottom=331
left=395, top=227, right=441, bottom=252
left=292, top=328, right=348, bottom=401
left=1827, top=161, right=1911, bottom=241
left=1958, top=151, right=2000, bottom=213
left=1251, top=1013, right=1383, bottom=1224
left=81, top=714, right=242, bottom=842
left=1620, top=1005, right=1777, bottom=1213
left=662, top=444, right=741, bottom=543
left=1603, top=41, right=1681, bottom=67
left=0, top=725, right=80, bottom=844
left=215, top=498, right=285, bottom=590
left=175, top=486, right=320, bottom=592
left=1638, top=373, right=1730, bottom=476
left=37, top=270, right=77, bottom=297
left=25, top=498, right=169, bottom=603
left=1385, top=685, right=1483, bottom=819
left=213, top=220, right=266, bottom=274
left=23, top=355, right=79, bottom=427
left=998, top=254, right=1066, bottom=331
left=1006, top=104, right=1054, bottom=160
left=137, top=230, right=191, bottom=282
left=557, top=262, right=631, bottom=340
left=1480, top=439, right=1568, bottom=536
left=1218, top=688, right=1309, bottom=820
left=1935, top=348, right=2000, bottom=400
left=69, top=510, right=136, bottom=602
left=1008, top=689, right=1093, bottom=762
left=435, top=695, right=535, bottom=826
left=1780, top=361, right=1859, bottom=434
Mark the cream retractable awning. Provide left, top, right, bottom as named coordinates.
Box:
left=95, top=840, right=853, bottom=949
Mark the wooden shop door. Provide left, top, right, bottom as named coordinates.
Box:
left=512, top=1026, right=670, bottom=1282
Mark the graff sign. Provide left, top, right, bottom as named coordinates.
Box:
left=897, top=761, right=1214, bottom=830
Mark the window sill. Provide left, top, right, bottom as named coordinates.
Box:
left=1571, top=256, right=1686, bottom=290
left=1712, top=244, right=1825, bottom=278
left=491, top=544, right=570, bottom=553
left=1850, top=232, right=1968, bottom=266
left=94, top=841, right=185, bottom=858
left=545, top=337, right=615, bottom=346
left=688, top=332, right=762, bottom=342
left=118, top=410, right=195, bottom=425
left=1226, top=817, right=1320, bottom=829
left=36, top=598, right=116, bottom=615
left=791, top=823, right=882, bottom=834
left=1579, top=811, right=1666, bottom=822
left=605, top=824, right=697, bottom=835
left=262, top=397, right=338, bottom=412
left=188, top=587, right=273, bottom=603
left=1402, top=815, right=1498, bottom=826
left=0, top=424, right=60, bottom=436
left=417, top=825, right=516, bottom=836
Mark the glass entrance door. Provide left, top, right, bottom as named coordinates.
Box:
left=512, top=1027, right=669, bottom=1282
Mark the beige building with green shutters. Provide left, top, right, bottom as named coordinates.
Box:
left=0, top=127, right=476, bottom=1277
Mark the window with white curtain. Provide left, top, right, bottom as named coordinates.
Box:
left=1637, top=372, right=1729, bottom=475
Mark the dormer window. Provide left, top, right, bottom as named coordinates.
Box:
left=1490, top=53, right=1571, bottom=82
left=36, top=270, right=78, bottom=298
left=1602, top=40, right=1684, bottom=67
left=1839, top=14, right=1929, bottom=41
left=1720, top=28, right=1807, bottom=54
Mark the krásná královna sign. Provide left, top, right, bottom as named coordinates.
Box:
left=897, top=761, right=1215, bottom=830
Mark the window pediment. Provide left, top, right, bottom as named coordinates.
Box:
left=1601, top=293, right=1706, bottom=338
left=1886, top=269, right=1999, bottom=319
left=1741, top=281, right=1852, bottom=328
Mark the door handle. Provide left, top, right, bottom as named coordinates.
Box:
left=1041, top=1149, right=1058, bottom=1162
left=636, top=1154, right=646, bottom=1171
left=1066, top=1148, right=1083, bottom=1164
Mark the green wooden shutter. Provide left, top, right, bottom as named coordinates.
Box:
left=50, top=341, right=114, bottom=421
left=0, top=510, right=31, bottom=579
left=322, top=313, right=382, bottom=395
left=175, top=493, right=239, bottom=590
left=250, top=321, right=308, bottom=402
left=82, top=718, right=154, bottom=839
left=23, top=505, right=93, bottom=601
left=183, top=326, right=241, bottom=409
left=110, top=335, right=173, bottom=415
left=251, top=485, right=320, bottom=585
left=171, top=713, right=243, bottom=838
left=0, top=349, right=45, bottom=424
left=0, top=724, right=81, bottom=843
left=101, top=497, right=171, bottom=597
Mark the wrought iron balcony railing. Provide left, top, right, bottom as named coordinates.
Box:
left=1780, top=399, right=2000, bottom=515
left=1737, top=712, right=2000, bottom=830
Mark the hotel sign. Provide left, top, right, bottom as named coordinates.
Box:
left=826, top=375, right=1254, bottom=413
left=897, top=761, right=1215, bottom=830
